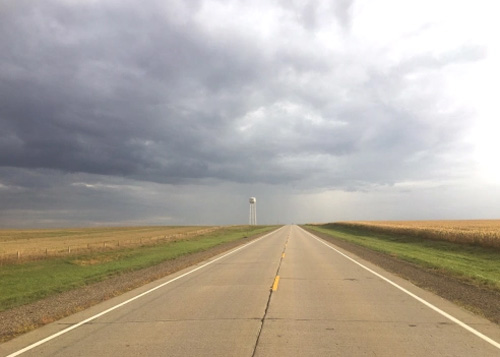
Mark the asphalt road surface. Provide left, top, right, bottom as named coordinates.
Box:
left=2, top=225, right=500, bottom=356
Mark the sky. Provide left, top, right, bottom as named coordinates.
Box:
left=1, top=0, right=500, bottom=227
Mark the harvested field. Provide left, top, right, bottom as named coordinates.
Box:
left=335, top=220, right=500, bottom=248
left=0, top=226, right=221, bottom=263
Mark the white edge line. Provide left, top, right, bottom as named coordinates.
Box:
left=298, top=226, right=500, bottom=350
left=6, top=226, right=285, bottom=357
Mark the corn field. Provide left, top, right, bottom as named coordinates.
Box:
left=333, top=220, right=500, bottom=249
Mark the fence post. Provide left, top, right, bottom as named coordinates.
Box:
left=68, top=246, right=71, bottom=254
left=17, top=251, right=20, bottom=260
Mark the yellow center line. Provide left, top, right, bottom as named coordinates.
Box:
left=272, top=275, right=280, bottom=291
left=271, top=237, right=288, bottom=292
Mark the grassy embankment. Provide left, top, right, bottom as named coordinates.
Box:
left=0, top=225, right=277, bottom=312
left=305, top=221, right=500, bottom=291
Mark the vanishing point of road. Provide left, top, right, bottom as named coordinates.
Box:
left=2, top=225, right=500, bottom=356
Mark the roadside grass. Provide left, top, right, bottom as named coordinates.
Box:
left=305, top=224, right=500, bottom=291
left=333, top=220, right=500, bottom=248
left=0, top=225, right=276, bottom=312
left=0, top=226, right=219, bottom=261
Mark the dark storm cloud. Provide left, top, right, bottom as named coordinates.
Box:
left=1, top=1, right=277, bottom=182
left=0, top=0, right=479, bottom=193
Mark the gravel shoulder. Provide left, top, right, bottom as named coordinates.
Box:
left=0, top=233, right=265, bottom=342
left=303, top=227, right=500, bottom=326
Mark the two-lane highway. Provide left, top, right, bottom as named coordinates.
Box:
left=2, top=225, right=500, bottom=356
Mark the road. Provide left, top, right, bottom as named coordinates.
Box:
left=1, top=225, right=500, bottom=356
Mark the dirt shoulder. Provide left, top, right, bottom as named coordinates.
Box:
left=303, top=227, right=500, bottom=326
left=0, top=233, right=267, bottom=343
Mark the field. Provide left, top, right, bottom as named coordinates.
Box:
left=333, top=220, right=500, bottom=248
left=0, top=225, right=277, bottom=312
left=306, top=222, right=500, bottom=291
left=0, top=226, right=221, bottom=263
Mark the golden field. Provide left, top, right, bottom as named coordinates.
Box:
left=336, top=220, right=500, bottom=248
left=0, top=226, right=221, bottom=262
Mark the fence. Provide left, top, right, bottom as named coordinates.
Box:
left=0, top=227, right=220, bottom=265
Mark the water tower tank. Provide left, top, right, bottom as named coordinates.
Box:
left=249, top=197, right=256, bottom=204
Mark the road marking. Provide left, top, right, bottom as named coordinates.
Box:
left=6, top=227, right=286, bottom=357
left=272, top=276, right=280, bottom=291
left=299, top=227, right=500, bottom=351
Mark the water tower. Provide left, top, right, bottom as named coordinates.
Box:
left=249, top=197, right=257, bottom=225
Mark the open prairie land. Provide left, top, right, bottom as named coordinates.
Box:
left=335, top=220, right=500, bottom=248
left=0, top=226, right=220, bottom=262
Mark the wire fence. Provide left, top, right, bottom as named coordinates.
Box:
left=0, top=227, right=220, bottom=265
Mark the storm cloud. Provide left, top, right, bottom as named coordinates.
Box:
left=1, top=0, right=499, bottom=227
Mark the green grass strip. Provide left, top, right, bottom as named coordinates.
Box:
left=305, top=224, right=500, bottom=291
left=0, top=225, right=277, bottom=312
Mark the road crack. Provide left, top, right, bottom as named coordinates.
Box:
left=251, top=233, right=289, bottom=356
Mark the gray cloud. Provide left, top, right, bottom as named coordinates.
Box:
left=0, top=0, right=495, bottom=226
